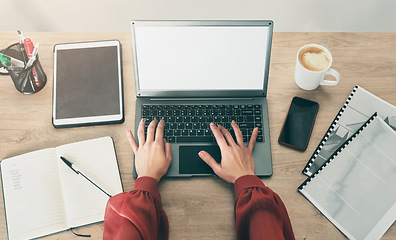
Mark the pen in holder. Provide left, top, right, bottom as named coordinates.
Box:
left=0, top=43, right=47, bottom=94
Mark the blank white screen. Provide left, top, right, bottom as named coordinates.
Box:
left=134, top=26, right=270, bottom=91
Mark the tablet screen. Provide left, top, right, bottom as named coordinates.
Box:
left=53, top=41, right=123, bottom=127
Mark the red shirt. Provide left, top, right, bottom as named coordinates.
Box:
left=103, top=175, right=295, bottom=240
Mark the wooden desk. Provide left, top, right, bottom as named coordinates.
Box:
left=0, top=32, right=395, bottom=239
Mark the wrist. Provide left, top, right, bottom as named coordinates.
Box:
left=232, top=170, right=255, bottom=183
left=233, top=173, right=256, bottom=183
left=137, top=173, right=162, bottom=182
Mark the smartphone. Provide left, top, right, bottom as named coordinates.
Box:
left=278, top=96, right=319, bottom=150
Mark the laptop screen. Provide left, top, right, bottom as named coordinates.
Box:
left=132, top=22, right=272, bottom=93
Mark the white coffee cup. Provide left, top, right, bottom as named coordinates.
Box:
left=295, top=44, right=340, bottom=90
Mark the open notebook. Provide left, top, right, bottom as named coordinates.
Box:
left=0, top=137, right=123, bottom=240
left=299, top=114, right=396, bottom=240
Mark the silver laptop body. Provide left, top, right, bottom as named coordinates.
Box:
left=131, top=20, right=273, bottom=177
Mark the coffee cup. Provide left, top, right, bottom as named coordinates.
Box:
left=295, top=44, right=340, bottom=90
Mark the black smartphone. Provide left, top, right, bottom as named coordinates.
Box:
left=278, top=96, right=319, bottom=150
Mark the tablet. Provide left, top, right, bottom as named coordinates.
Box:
left=53, top=40, right=124, bottom=128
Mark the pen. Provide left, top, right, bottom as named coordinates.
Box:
left=17, top=30, right=37, bottom=91
left=60, top=156, right=112, bottom=198
left=25, top=43, right=39, bottom=69
left=17, top=30, right=29, bottom=63
left=24, top=38, right=41, bottom=87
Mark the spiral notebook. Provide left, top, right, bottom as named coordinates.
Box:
left=298, top=114, right=396, bottom=240
left=303, top=85, right=396, bottom=176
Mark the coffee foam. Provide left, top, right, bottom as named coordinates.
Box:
left=299, top=47, right=330, bottom=72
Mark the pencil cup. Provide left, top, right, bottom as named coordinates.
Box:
left=0, top=43, right=47, bottom=94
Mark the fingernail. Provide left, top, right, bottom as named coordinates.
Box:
left=210, top=122, right=215, bottom=126
left=141, top=118, right=145, bottom=123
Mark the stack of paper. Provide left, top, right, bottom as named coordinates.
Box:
left=299, top=86, right=396, bottom=240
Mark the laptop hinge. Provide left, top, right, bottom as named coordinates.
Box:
left=148, top=97, right=255, bottom=101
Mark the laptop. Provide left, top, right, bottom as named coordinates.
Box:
left=130, top=20, right=273, bottom=177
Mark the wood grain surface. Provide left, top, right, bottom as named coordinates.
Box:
left=0, top=32, right=395, bottom=239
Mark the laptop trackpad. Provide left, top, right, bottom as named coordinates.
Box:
left=179, top=145, right=221, bottom=174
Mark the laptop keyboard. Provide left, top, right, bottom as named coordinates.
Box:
left=142, top=104, right=264, bottom=143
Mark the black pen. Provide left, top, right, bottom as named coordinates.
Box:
left=60, top=156, right=112, bottom=198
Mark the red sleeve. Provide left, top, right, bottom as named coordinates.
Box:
left=234, top=175, right=295, bottom=240
left=103, top=177, right=169, bottom=240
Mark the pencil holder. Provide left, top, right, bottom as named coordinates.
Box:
left=0, top=43, right=47, bottom=94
